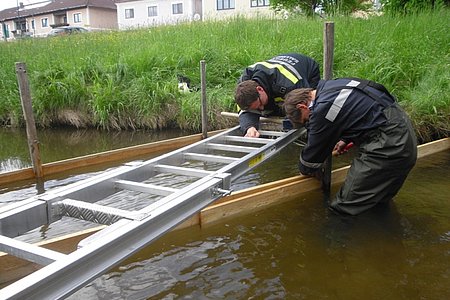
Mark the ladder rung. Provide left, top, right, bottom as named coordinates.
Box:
left=60, top=199, right=140, bottom=225
left=183, top=153, right=239, bottom=164
left=224, top=136, right=273, bottom=144
left=0, top=235, right=66, bottom=266
left=115, top=180, right=177, bottom=196
left=259, top=130, right=285, bottom=137
left=154, top=164, right=214, bottom=177
left=207, top=143, right=258, bottom=153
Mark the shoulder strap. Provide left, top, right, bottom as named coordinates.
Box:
left=344, top=77, right=395, bottom=102
left=321, top=78, right=395, bottom=122
left=322, top=78, right=396, bottom=105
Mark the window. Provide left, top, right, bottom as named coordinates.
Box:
left=73, top=13, right=82, bottom=23
left=31, top=20, right=35, bottom=30
left=251, top=0, right=270, bottom=7
left=172, top=3, right=183, bottom=14
left=125, top=8, right=134, bottom=19
left=217, top=0, right=235, bottom=10
left=41, top=18, right=48, bottom=27
left=148, top=6, right=157, bottom=17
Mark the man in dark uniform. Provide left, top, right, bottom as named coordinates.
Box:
left=234, top=53, right=320, bottom=137
left=283, top=78, right=417, bottom=215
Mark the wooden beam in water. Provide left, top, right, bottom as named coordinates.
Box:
left=417, top=137, right=449, bottom=159
left=0, top=130, right=224, bottom=186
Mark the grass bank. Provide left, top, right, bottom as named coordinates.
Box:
left=0, top=10, right=448, bottom=142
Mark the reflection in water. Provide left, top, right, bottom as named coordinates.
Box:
left=0, top=157, right=30, bottom=172
left=64, top=151, right=449, bottom=299
left=0, top=127, right=192, bottom=173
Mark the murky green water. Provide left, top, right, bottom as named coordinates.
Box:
left=63, top=151, right=449, bottom=300
left=0, top=127, right=193, bottom=173
left=0, top=127, right=448, bottom=299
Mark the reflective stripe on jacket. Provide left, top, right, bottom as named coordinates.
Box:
left=239, top=53, right=320, bottom=133
left=299, top=78, right=390, bottom=174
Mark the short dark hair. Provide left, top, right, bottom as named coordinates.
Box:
left=234, top=80, right=259, bottom=110
left=283, top=88, right=313, bottom=126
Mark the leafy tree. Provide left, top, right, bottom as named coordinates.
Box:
left=271, top=0, right=372, bottom=17
left=271, top=0, right=321, bottom=17
left=322, top=0, right=371, bottom=15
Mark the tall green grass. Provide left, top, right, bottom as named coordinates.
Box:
left=0, top=10, right=448, bottom=142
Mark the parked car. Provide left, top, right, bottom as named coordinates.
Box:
left=47, top=26, right=89, bottom=37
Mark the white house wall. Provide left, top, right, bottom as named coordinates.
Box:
left=28, top=12, right=55, bottom=37
left=203, top=0, right=272, bottom=20
left=116, top=0, right=195, bottom=29
left=1, top=7, right=117, bottom=40
left=0, top=13, right=54, bottom=38
left=116, top=0, right=272, bottom=30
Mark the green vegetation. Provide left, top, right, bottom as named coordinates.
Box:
left=271, top=0, right=371, bottom=17
left=381, top=0, right=448, bottom=15
left=0, top=10, right=448, bottom=143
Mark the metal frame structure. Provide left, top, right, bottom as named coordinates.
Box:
left=0, top=126, right=303, bottom=299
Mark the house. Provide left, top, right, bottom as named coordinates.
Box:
left=0, top=0, right=118, bottom=40
left=115, top=0, right=274, bottom=29
left=114, top=0, right=382, bottom=30
left=1, top=1, right=382, bottom=40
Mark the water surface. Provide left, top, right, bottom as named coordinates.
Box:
left=1, top=127, right=448, bottom=299
left=0, top=127, right=192, bottom=173
left=64, top=151, right=449, bottom=300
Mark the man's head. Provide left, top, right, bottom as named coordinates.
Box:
left=235, top=80, right=267, bottom=111
left=283, top=88, right=314, bottom=126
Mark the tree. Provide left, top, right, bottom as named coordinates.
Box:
left=271, top=0, right=321, bottom=17
left=271, top=0, right=373, bottom=17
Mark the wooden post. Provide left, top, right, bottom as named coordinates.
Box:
left=323, top=22, right=334, bottom=81
left=322, top=22, right=335, bottom=203
left=200, top=60, right=208, bottom=139
left=15, top=62, right=43, bottom=178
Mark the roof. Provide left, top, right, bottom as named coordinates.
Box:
left=0, top=0, right=118, bottom=22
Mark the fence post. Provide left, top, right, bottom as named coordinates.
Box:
left=322, top=22, right=335, bottom=203
left=15, top=62, right=43, bottom=179
left=323, top=22, right=334, bottom=81
left=200, top=60, right=208, bottom=139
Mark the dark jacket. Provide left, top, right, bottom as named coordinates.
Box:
left=299, top=78, right=394, bottom=174
left=239, top=53, right=320, bottom=133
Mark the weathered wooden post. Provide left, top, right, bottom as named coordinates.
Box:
left=15, top=62, right=43, bottom=178
left=200, top=60, right=208, bottom=139
left=322, top=22, right=334, bottom=203
left=324, top=22, right=334, bottom=80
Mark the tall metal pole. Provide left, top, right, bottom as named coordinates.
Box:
left=200, top=60, right=208, bottom=139
left=322, top=22, right=334, bottom=203
left=15, top=62, right=43, bottom=178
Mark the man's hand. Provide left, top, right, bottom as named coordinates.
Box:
left=245, top=127, right=260, bottom=138
left=332, top=140, right=354, bottom=156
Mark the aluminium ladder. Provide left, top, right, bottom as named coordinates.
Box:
left=0, top=125, right=303, bottom=299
